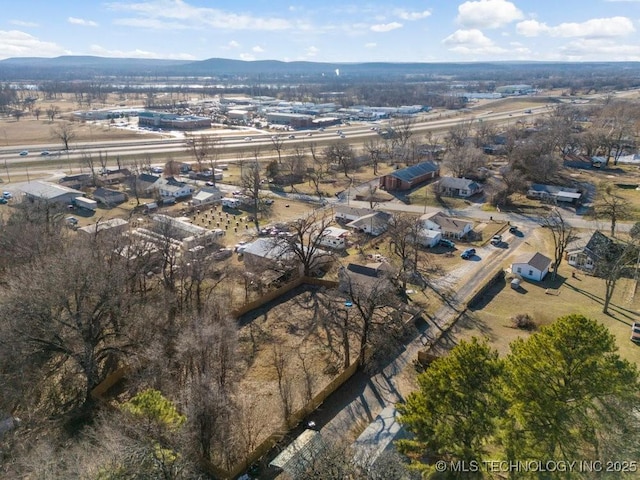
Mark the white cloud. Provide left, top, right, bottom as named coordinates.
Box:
left=10, top=20, right=39, bottom=28
left=370, top=22, right=403, bottom=32
left=365, top=42, right=377, bottom=48
left=227, top=40, right=240, bottom=49
left=0, top=30, right=68, bottom=59
left=442, top=29, right=507, bottom=55
left=89, top=44, right=195, bottom=59
left=107, top=0, right=293, bottom=31
left=304, top=46, right=319, bottom=58
left=252, top=45, right=264, bottom=53
left=516, top=16, right=634, bottom=38
left=68, top=17, right=99, bottom=27
left=394, top=9, right=431, bottom=21
left=239, top=52, right=255, bottom=60
left=558, top=38, right=640, bottom=60
left=456, top=0, right=523, bottom=29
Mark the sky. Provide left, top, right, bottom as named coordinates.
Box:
left=3, top=0, right=640, bottom=63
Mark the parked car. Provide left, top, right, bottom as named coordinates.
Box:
left=509, top=225, right=518, bottom=234
left=244, top=137, right=252, bottom=141
left=2, top=191, right=12, bottom=199
left=491, top=234, right=502, bottom=245
left=211, top=248, right=233, bottom=261
left=40, top=150, right=50, bottom=156
left=439, top=238, right=456, bottom=248
left=0, top=198, right=7, bottom=204
left=632, top=322, right=640, bottom=343
left=288, top=134, right=295, bottom=139
left=461, top=248, right=476, bottom=259
left=19, top=150, right=28, bottom=156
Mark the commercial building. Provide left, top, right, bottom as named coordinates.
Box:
left=20, top=181, right=84, bottom=205
left=138, top=111, right=211, bottom=130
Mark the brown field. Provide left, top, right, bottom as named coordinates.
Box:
left=235, top=284, right=361, bottom=442
left=0, top=116, right=153, bottom=146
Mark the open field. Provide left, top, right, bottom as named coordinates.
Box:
left=0, top=117, right=153, bottom=147
left=438, top=235, right=640, bottom=365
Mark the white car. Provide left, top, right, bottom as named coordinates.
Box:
left=244, top=137, right=252, bottom=141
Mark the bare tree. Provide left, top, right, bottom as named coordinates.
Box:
left=51, top=121, right=76, bottom=151
left=363, top=137, right=385, bottom=175
left=595, top=183, right=630, bottom=237
left=45, top=104, right=60, bottom=121
left=540, top=209, right=577, bottom=280
left=240, top=160, right=263, bottom=231
left=270, top=134, right=286, bottom=164
left=307, top=143, right=330, bottom=198
left=443, top=144, right=486, bottom=179
left=0, top=237, right=138, bottom=418
left=186, top=133, right=212, bottom=172
left=324, top=141, right=355, bottom=178
left=276, top=209, right=335, bottom=277
left=340, top=264, right=405, bottom=367
left=387, top=213, right=423, bottom=291
left=272, top=343, right=294, bottom=422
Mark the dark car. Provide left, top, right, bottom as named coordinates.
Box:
left=439, top=238, right=456, bottom=248
left=509, top=225, right=518, bottom=234
left=461, top=248, right=476, bottom=259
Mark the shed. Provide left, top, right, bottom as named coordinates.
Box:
left=511, top=252, right=552, bottom=282
left=510, top=278, right=521, bottom=290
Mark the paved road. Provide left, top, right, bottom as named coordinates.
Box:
left=311, top=225, right=529, bottom=446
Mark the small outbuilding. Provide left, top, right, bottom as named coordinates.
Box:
left=511, top=252, right=552, bottom=282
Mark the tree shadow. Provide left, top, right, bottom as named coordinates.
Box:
left=563, top=281, right=640, bottom=324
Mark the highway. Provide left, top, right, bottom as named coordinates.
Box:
left=0, top=101, right=554, bottom=171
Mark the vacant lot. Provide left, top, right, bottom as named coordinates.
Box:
left=235, top=284, right=360, bottom=442
left=1, top=117, right=149, bottom=146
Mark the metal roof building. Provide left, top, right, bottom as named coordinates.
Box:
left=20, top=181, right=84, bottom=205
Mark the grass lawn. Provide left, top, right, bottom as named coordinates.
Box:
left=451, top=263, right=640, bottom=364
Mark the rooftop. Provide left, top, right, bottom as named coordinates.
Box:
left=388, top=161, right=439, bottom=183
left=20, top=181, right=83, bottom=200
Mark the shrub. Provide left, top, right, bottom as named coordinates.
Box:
left=511, top=313, right=537, bottom=331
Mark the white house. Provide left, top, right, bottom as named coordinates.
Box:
left=154, top=177, right=195, bottom=199
left=437, top=177, right=483, bottom=198
left=334, top=205, right=375, bottom=223
left=192, top=186, right=223, bottom=206
left=511, top=252, right=552, bottom=281
left=345, top=211, right=391, bottom=237
left=420, top=211, right=473, bottom=239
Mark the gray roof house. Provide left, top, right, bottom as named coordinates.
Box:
left=511, top=252, right=552, bottom=281
left=93, top=187, right=127, bottom=206
left=192, top=185, right=223, bottom=206
left=420, top=211, right=473, bottom=239
left=334, top=205, right=376, bottom=223
left=527, top=184, right=583, bottom=205
left=567, top=231, right=624, bottom=272
left=437, top=177, right=482, bottom=198
left=345, top=211, right=392, bottom=236
left=155, top=177, right=195, bottom=199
